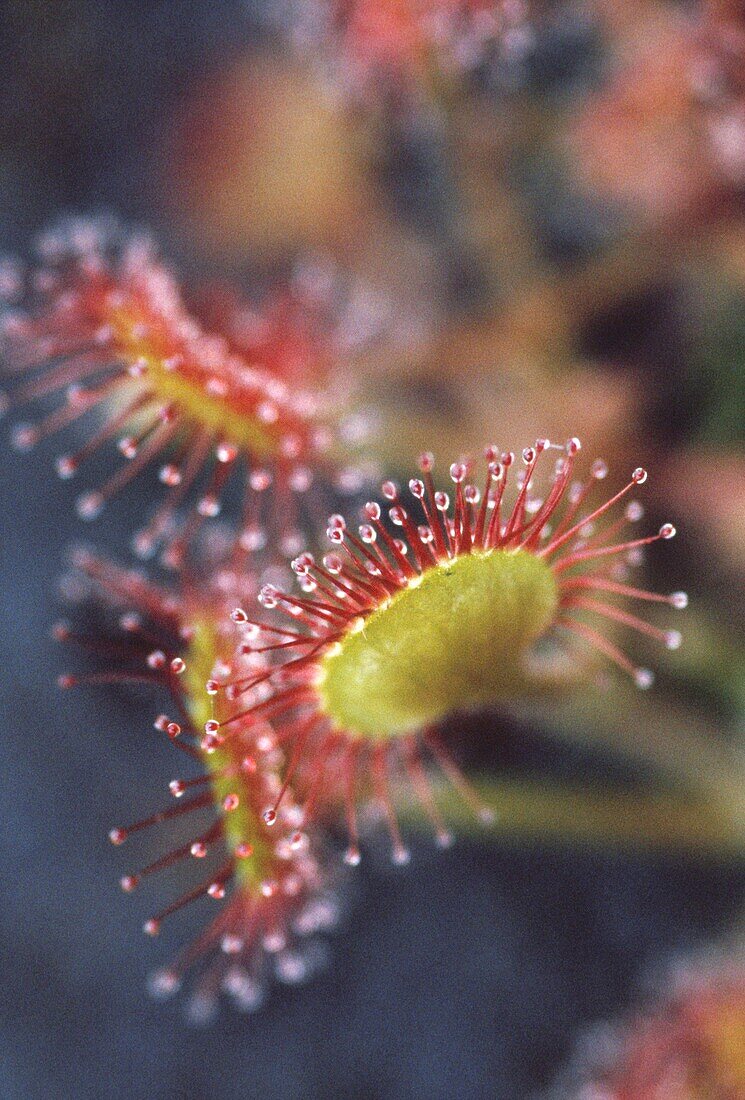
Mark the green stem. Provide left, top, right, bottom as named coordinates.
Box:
left=403, top=776, right=745, bottom=859
left=512, top=687, right=745, bottom=832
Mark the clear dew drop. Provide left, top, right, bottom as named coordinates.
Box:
left=185, top=992, right=218, bottom=1027
left=118, top=436, right=137, bottom=459
left=258, top=585, right=278, bottom=609
left=262, top=929, right=285, bottom=952
left=197, top=494, right=220, bottom=518
left=224, top=970, right=265, bottom=1013
left=289, top=465, right=312, bottom=492
left=132, top=530, right=156, bottom=560
left=634, top=668, right=655, bottom=690
left=11, top=423, right=38, bottom=452
left=76, top=492, right=104, bottom=520
left=249, top=468, right=272, bottom=492
left=275, top=951, right=309, bottom=985
left=158, top=463, right=182, bottom=486
left=280, top=529, right=305, bottom=556
left=147, top=969, right=180, bottom=999
left=216, top=443, right=238, bottom=464
left=323, top=553, right=343, bottom=574
left=56, top=455, right=77, bottom=479
left=289, top=830, right=307, bottom=851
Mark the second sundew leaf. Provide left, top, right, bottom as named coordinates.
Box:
left=184, top=616, right=276, bottom=892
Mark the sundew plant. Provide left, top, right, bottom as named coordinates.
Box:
left=1, top=4, right=744, bottom=1095
left=2, top=218, right=687, bottom=1017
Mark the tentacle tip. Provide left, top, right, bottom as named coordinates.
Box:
left=147, top=969, right=180, bottom=999
left=75, top=492, right=104, bottom=521
left=131, top=531, right=156, bottom=560
left=55, top=455, right=77, bottom=479
left=11, top=423, right=38, bottom=451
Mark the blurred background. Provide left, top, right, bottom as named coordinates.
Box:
left=0, top=1, right=743, bottom=1097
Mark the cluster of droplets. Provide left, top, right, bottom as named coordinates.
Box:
left=267, top=0, right=534, bottom=101
left=549, top=950, right=745, bottom=1099
left=15, top=230, right=689, bottom=1019
left=572, top=1, right=745, bottom=222
left=53, top=547, right=348, bottom=1018
left=0, top=216, right=371, bottom=569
